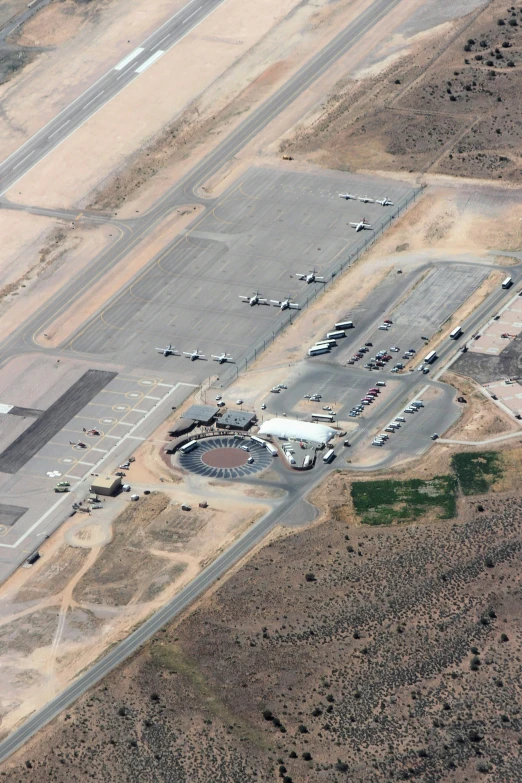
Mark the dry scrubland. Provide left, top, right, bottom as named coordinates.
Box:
left=3, top=451, right=522, bottom=782
left=284, top=0, right=522, bottom=181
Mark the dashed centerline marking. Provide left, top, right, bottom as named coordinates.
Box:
left=83, top=90, right=105, bottom=109
left=48, top=120, right=70, bottom=139
left=13, top=151, right=34, bottom=170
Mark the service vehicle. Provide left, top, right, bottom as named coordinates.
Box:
left=411, top=400, right=424, bottom=408
left=395, top=416, right=406, bottom=422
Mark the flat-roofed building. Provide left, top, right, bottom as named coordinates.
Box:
left=216, top=410, right=256, bottom=431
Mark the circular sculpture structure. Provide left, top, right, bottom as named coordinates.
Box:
left=178, top=436, right=271, bottom=479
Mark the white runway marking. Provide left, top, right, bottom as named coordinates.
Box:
left=114, top=47, right=144, bottom=71
left=13, top=151, right=34, bottom=170
left=48, top=120, right=70, bottom=139
left=84, top=90, right=105, bottom=109
left=135, top=50, right=165, bottom=73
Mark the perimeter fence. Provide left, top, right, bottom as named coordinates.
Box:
left=230, top=183, right=426, bottom=380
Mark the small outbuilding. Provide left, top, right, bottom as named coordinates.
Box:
left=89, top=475, right=121, bottom=496
left=182, top=404, right=219, bottom=426
left=216, top=409, right=256, bottom=431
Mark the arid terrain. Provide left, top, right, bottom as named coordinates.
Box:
left=3, top=442, right=522, bottom=782
left=283, top=0, right=522, bottom=181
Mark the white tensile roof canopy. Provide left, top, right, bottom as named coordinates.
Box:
left=258, top=418, right=336, bottom=444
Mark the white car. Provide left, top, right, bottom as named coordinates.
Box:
left=215, top=395, right=222, bottom=401
left=247, top=456, right=254, bottom=464
left=390, top=346, right=400, bottom=352
left=240, top=444, right=250, bottom=451
left=261, top=403, right=266, bottom=410
left=130, top=494, right=139, bottom=501
left=217, top=400, right=225, bottom=407
left=236, top=399, right=243, bottom=405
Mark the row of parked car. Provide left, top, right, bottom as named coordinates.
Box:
left=372, top=400, right=424, bottom=446
left=349, top=382, right=386, bottom=417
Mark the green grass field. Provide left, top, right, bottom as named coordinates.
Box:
left=351, top=476, right=457, bottom=526
left=451, top=452, right=503, bottom=495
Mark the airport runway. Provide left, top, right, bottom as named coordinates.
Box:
left=1, top=0, right=521, bottom=762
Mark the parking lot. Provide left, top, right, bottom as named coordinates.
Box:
left=66, top=167, right=414, bottom=382
left=483, top=379, right=522, bottom=417
left=470, top=294, right=522, bottom=355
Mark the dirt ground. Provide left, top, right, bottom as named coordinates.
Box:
left=441, top=370, right=520, bottom=441
left=283, top=0, right=522, bottom=183
left=3, top=451, right=522, bottom=781
left=0, top=479, right=267, bottom=736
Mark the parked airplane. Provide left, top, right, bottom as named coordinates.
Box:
left=183, top=348, right=206, bottom=361
left=239, top=291, right=268, bottom=306
left=376, top=196, right=393, bottom=206
left=270, top=295, right=301, bottom=311
left=211, top=352, right=235, bottom=364
left=296, top=268, right=325, bottom=284
left=338, top=193, right=357, bottom=200
left=358, top=195, right=374, bottom=203
left=156, top=343, right=178, bottom=356
left=349, top=218, right=373, bottom=232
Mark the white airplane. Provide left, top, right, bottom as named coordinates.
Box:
left=296, top=268, right=325, bottom=284
left=349, top=218, right=373, bottom=232
left=376, top=196, right=393, bottom=206
left=339, top=193, right=357, bottom=200
left=270, top=296, right=301, bottom=311
left=183, top=348, right=206, bottom=361
left=211, top=352, right=235, bottom=364
left=155, top=343, right=178, bottom=357
left=358, top=195, right=374, bottom=203
left=239, top=291, right=268, bottom=306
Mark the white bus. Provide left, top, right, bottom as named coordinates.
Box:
left=335, top=320, right=354, bottom=330
left=449, top=326, right=462, bottom=340
left=312, top=413, right=335, bottom=422
left=326, top=330, right=346, bottom=339
left=322, top=448, right=335, bottom=463
left=502, top=276, right=513, bottom=289
left=250, top=435, right=267, bottom=447
left=180, top=440, right=198, bottom=454
left=303, top=455, right=312, bottom=468
left=315, top=339, right=337, bottom=347
left=265, top=443, right=278, bottom=456
left=424, top=350, right=437, bottom=364
left=308, top=345, right=331, bottom=356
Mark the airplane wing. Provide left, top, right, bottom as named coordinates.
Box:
left=198, top=354, right=206, bottom=358
left=315, top=277, right=325, bottom=282
left=296, top=274, right=305, bottom=279
left=270, top=300, right=281, bottom=306
left=258, top=298, right=269, bottom=304
left=289, top=303, right=301, bottom=309
left=183, top=352, right=192, bottom=356
left=349, top=223, right=359, bottom=227
left=239, top=296, right=249, bottom=300
left=211, top=355, right=221, bottom=360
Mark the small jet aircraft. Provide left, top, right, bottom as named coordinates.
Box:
left=349, top=218, right=373, bottom=232
left=339, top=193, right=357, bottom=200
left=156, top=343, right=178, bottom=357
left=270, top=295, right=301, bottom=311
left=296, top=268, right=325, bottom=284
left=358, top=195, right=374, bottom=203
left=239, top=291, right=269, bottom=306
left=211, top=352, right=235, bottom=364
left=183, top=348, right=206, bottom=361
left=376, top=196, right=393, bottom=206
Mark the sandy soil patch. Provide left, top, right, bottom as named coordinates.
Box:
left=7, top=0, right=305, bottom=210
left=16, top=1, right=87, bottom=47
left=441, top=371, right=519, bottom=441
left=0, top=219, right=115, bottom=343
left=0, top=0, right=188, bottom=156
left=0, top=480, right=266, bottom=734
left=37, top=205, right=204, bottom=348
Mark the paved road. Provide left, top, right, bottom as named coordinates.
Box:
left=1, top=0, right=520, bottom=762
left=0, top=0, right=227, bottom=195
